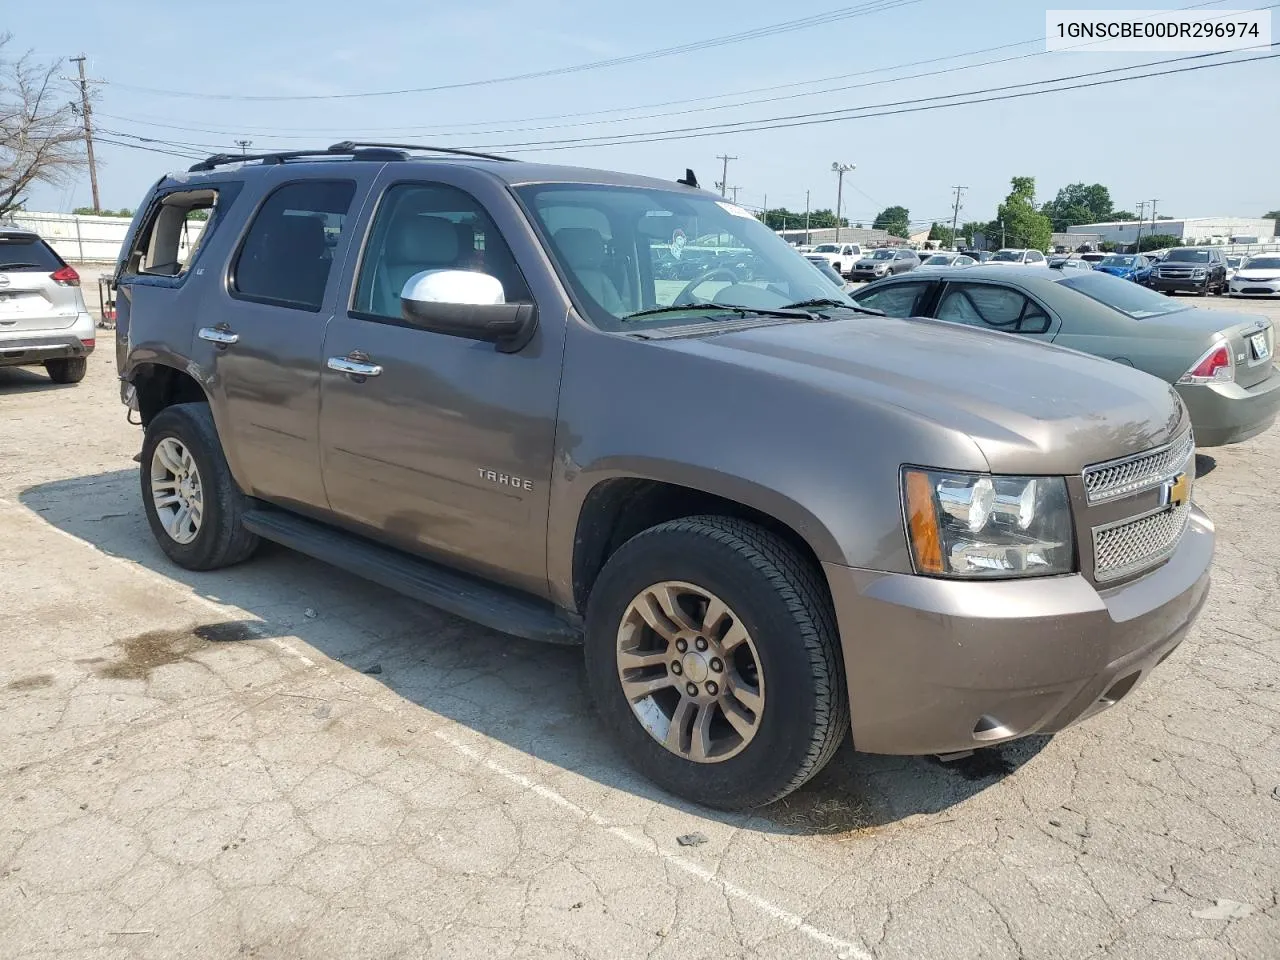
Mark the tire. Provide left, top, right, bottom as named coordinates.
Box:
left=584, top=516, right=848, bottom=810
left=44, top=357, right=87, bottom=384
left=140, top=403, right=259, bottom=571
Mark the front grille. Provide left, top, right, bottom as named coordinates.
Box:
left=1093, top=503, right=1190, bottom=583
left=1158, top=268, right=1193, bottom=279
left=1243, top=287, right=1278, bottom=294
left=1082, top=430, right=1194, bottom=504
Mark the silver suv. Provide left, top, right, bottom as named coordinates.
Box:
left=0, top=227, right=95, bottom=383
left=115, top=144, right=1214, bottom=809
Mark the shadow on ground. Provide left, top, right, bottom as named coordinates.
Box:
left=1195, top=453, right=1217, bottom=478
left=0, top=366, right=69, bottom=394
left=19, top=469, right=1049, bottom=836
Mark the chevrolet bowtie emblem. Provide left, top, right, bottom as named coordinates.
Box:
left=1163, top=472, right=1190, bottom=508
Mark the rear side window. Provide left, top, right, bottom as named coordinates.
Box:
left=125, top=188, right=223, bottom=278
left=232, top=180, right=356, bottom=312
left=0, top=235, right=64, bottom=272
left=937, top=282, right=1050, bottom=333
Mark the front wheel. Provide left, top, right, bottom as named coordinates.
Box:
left=140, top=403, right=259, bottom=571
left=584, top=516, right=848, bottom=810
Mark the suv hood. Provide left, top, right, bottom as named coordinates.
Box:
left=663, top=313, right=1184, bottom=475
left=854, top=258, right=891, bottom=268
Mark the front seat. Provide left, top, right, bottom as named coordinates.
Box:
left=552, top=227, right=625, bottom=315
left=375, top=214, right=461, bottom=316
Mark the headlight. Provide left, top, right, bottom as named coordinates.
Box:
left=1192, top=268, right=1207, bottom=278
left=902, top=469, right=1075, bottom=578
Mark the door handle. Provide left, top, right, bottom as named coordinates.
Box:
left=198, top=326, right=239, bottom=345
left=327, top=356, right=384, bottom=378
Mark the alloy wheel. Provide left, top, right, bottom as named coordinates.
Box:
left=150, top=437, right=203, bottom=544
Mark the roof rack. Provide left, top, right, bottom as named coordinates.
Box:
left=187, top=141, right=512, bottom=173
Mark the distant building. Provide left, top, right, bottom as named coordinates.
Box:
left=776, top=226, right=891, bottom=246
left=1051, top=232, right=1103, bottom=252
left=1066, top=217, right=1276, bottom=246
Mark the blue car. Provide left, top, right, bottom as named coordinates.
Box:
left=1096, top=253, right=1154, bottom=286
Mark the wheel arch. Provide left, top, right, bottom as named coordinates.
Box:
left=131, top=361, right=210, bottom=427
left=567, top=473, right=838, bottom=616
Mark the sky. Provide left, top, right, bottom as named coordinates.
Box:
left=8, top=0, right=1278, bottom=227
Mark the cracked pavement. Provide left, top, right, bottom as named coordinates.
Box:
left=2, top=296, right=1279, bottom=959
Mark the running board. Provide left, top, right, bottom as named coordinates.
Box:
left=242, top=507, right=582, bottom=645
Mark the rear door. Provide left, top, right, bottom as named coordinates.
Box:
left=192, top=173, right=368, bottom=512
left=0, top=233, right=81, bottom=333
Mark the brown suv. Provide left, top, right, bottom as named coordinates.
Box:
left=115, top=144, right=1213, bottom=809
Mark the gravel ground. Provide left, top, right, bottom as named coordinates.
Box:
left=1, top=301, right=1278, bottom=959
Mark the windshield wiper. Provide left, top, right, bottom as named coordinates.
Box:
left=780, top=297, right=884, bottom=316
left=623, top=302, right=816, bottom=322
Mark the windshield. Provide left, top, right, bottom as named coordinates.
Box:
left=991, top=250, right=1023, bottom=262
left=1227, top=257, right=1242, bottom=267
left=1244, top=256, right=1280, bottom=271
left=813, top=244, right=838, bottom=252
left=1100, top=256, right=1135, bottom=267
left=870, top=249, right=895, bottom=260
left=1166, top=249, right=1211, bottom=262
left=515, top=184, right=847, bottom=329
left=923, top=255, right=952, bottom=265
left=1060, top=271, right=1190, bottom=319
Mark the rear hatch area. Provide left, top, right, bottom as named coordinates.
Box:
left=0, top=233, right=83, bottom=333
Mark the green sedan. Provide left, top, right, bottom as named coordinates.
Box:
left=852, top=266, right=1279, bottom=447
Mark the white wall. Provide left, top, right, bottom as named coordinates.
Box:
left=9, top=211, right=206, bottom=264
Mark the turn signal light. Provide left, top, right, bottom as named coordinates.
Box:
left=50, top=265, right=80, bottom=286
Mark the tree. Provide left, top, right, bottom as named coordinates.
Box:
left=872, top=205, right=910, bottom=238
left=73, top=206, right=133, bottom=217
left=987, top=176, right=1053, bottom=251
left=0, top=35, right=87, bottom=220
left=1263, top=210, right=1280, bottom=222
left=959, top=221, right=984, bottom=246
left=1138, top=233, right=1181, bottom=252
left=928, top=221, right=955, bottom=246
left=1111, top=210, right=1137, bottom=221
left=1040, top=182, right=1115, bottom=231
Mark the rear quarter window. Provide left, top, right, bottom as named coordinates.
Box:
left=0, top=235, right=65, bottom=271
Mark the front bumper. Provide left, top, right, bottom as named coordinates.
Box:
left=1177, top=366, right=1280, bottom=446
left=1150, top=276, right=1210, bottom=293
left=824, top=505, right=1213, bottom=756
left=0, top=316, right=96, bottom=368
left=1229, top=279, right=1280, bottom=297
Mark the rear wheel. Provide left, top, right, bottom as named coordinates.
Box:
left=140, top=403, right=259, bottom=571
left=584, top=516, right=848, bottom=810
left=44, top=357, right=87, bottom=384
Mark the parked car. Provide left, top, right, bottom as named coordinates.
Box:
left=959, top=249, right=993, bottom=263
left=916, top=252, right=976, bottom=271
left=1048, top=256, right=1093, bottom=272
left=116, top=143, right=1212, bottom=809
left=850, top=266, right=1278, bottom=446
left=0, top=226, right=95, bottom=384
left=1095, top=254, right=1154, bottom=285
left=1080, top=252, right=1108, bottom=266
left=1225, top=255, right=1243, bottom=286
left=1228, top=254, right=1280, bottom=298
left=849, top=247, right=920, bottom=281
left=1149, top=247, right=1229, bottom=296
left=808, top=241, right=862, bottom=276
left=988, top=248, right=1050, bottom=268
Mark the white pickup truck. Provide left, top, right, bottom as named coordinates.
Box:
left=807, top=241, right=863, bottom=277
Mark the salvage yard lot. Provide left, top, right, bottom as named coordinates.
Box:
left=2, top=301, right=1279, bottom=959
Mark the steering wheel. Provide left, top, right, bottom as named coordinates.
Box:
left=673, top=267, right=741, bottom=306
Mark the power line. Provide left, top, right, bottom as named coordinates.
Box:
left=108, top=0, right=920, bottom=102
left=91, top=0, right=1251, bottom=141
left=468, top=47, right=1277, bottom=151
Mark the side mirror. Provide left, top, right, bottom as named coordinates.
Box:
left=400, top=270, right=537, bottom=354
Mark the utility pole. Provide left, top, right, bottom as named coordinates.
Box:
left=1000, top=219, right=1007, bottom=247
left=762, top=193, right=767, bottom=225
left=950, top=186, right=967, bottom=249
left=831, top=162, right=855, bottom=243
left=235, top=139, right=253, bottom=155
left=1149, top=199, right=1160, bottom=243
left=804, top=190, right=811, bottom=244
left=1134, top=200, right=1148, bottom=252
left=728, top=185, right=741, bottom=204
left=715, top=155, right=737, bottom=199
left=65, top=56, right=103, bottom=214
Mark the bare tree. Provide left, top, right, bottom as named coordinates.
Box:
left=0, top=35, right=86, bottom=220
